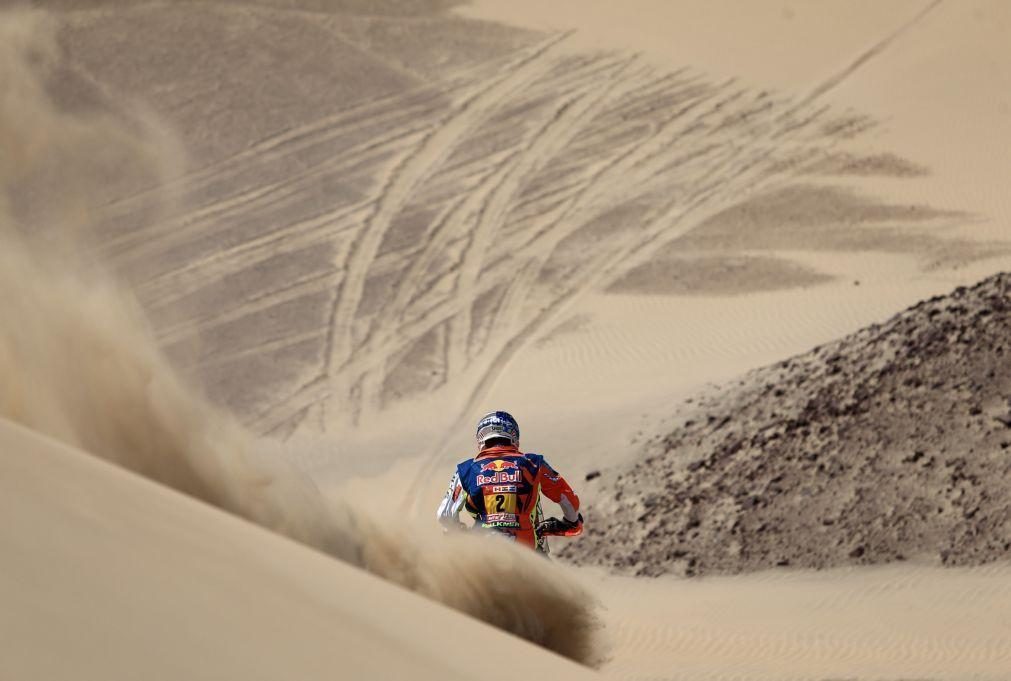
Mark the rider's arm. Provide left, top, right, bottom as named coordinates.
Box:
left=538, top=459, right=582, bottom=529
left=436, top=471, right=468, bottom=529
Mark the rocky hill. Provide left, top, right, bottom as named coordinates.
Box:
left=564, top=273, right=1011, bottom=576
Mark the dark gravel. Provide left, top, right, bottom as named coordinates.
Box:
left=563, top=273, right=1011, bottom=576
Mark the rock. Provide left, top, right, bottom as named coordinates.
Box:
left=561, top=272, right=1011, bottom=577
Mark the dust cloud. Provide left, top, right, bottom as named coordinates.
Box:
left=0, top=8, right=599, bottom=664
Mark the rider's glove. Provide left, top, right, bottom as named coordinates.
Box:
left=538, top=513, right=583, bottom=536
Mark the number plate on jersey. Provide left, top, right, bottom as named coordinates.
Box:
left=484, top=491, right=517, bottom=515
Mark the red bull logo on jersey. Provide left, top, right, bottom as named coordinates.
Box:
left=476, top=460, right=521, bottom=485
left=479, top=459, right=517, bottom=472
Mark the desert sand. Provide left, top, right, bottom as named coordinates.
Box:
left=3, top=0, right=1011, bottom=679
left=0, top=418, right=593, bottom=680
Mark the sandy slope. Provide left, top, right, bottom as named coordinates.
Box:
left=376, top=0, right=1011, bottom=520
left=33, top=0, right=995, bottom=453
left=0, top=418, right=594, bottom=681
left=457, top=0, right=1011, bottom=482
left=5, top=1, right=1011, bottom=680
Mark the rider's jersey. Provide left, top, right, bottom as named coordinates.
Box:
left=436, top=445, right=581, bottom=549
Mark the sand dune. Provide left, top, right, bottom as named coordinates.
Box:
left=32, top=0, right=981, bottom=445
left=4, top=1, right=1011, bottom=679
left=0, top=418, right=594, bottom=680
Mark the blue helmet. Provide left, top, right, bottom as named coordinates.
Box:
left=475, top=411, right=519, bottom=447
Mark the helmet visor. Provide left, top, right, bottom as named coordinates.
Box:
left=476, top=426, right=516, bottom=445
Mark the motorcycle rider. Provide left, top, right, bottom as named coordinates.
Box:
left=436, top=411, right=583, bottom=551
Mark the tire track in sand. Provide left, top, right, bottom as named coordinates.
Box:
left=294, top=75, right=737, bottom=435
left=251, top=35, right=905, bottom=444
left=348, top=55, right=645, bottom=416
left=442, top=57, right=644, bottom=378
left=320, top=33, right=572, bottom=427
left=399, top=84, right=862, bottom=511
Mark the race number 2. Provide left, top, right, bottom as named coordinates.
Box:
left=484, top=492, right=517, bottom=514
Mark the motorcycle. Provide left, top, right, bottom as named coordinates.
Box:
left=533, top=501, right=582, bottom=556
